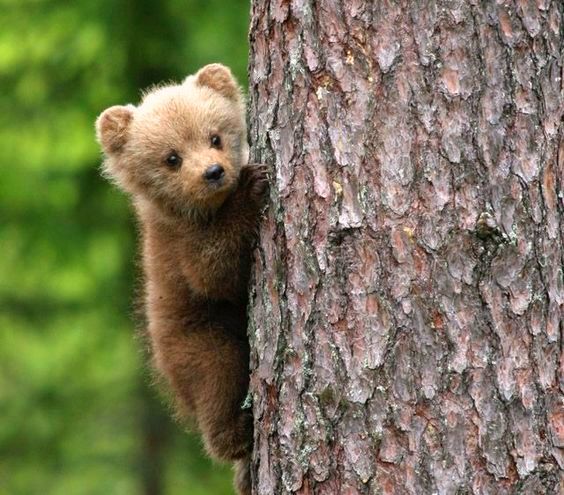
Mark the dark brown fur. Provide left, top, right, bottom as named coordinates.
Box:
left=96, top=64, right=266, bottom=495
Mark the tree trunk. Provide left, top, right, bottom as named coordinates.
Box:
left=247, top=1, right=563, bottom=494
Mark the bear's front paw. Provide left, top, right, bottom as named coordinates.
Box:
left=239, top=164, right=269, bottom=204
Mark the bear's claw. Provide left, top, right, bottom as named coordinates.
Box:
left=240, top=164, right=269, bottom=202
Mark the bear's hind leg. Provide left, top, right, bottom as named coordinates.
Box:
left=234, top=456, right=251, bottom=495
left=183, top=328, right=253, bottom=461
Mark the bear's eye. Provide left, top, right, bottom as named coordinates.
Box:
left=165, top=152, right=182, bottom=169
left=210, top=134, right=222, bottom=149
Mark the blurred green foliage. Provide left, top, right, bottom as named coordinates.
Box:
left=0, top=0, right=250, bottom=493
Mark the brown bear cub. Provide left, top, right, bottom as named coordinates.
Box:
left=96, top=64, right=267, bottom=495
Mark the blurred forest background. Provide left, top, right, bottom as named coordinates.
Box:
left=0, top=0, right=250, bottom=493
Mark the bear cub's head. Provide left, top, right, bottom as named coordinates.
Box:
left=96, top=64, right=248, bottom=214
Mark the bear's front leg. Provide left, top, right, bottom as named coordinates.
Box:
left=219, top=164, right=269, bottom=229
left=238, top=164, right=269, bottom=206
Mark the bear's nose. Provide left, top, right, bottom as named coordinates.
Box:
left=203, top=164, right=225, bottom=182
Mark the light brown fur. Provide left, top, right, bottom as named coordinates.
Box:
left=96, top=64, right=266, bottom=495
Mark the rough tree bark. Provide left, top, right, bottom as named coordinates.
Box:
left=247, top=1, right=563, bottom=494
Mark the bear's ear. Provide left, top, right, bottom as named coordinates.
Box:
left=96, top=105, right=135, bottom=154
left=194, top=64, right=241, bottom=101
